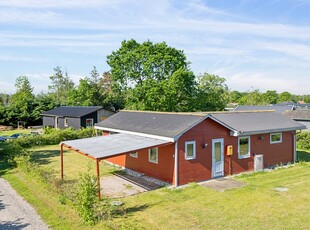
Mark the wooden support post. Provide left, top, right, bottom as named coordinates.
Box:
left=60, top=143, right=64, bottom=180
left=96, top=159, right=101, bottom=200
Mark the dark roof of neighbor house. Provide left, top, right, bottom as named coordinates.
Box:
left=95, top=110, right=305, bottom=141
left=283, top=110, right=310, bottom=121
left=42, top=106, right=103, bottom=118
left=234, top=105, right=294, bottom=114
left=95, top=111, right=206, bottom=140
left=210, top=112, right=305, bottom=136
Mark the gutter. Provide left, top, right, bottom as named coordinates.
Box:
left=231, top=126, right=306, bottom=137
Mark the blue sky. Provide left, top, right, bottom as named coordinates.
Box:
left=0, top=0, right=309, bottom=94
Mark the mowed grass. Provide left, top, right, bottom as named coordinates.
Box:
left=0, top=129, right=34, bottom=136
left=29, top=145, right=122, bottom=180
left=1, top=146, right=310, bottom=229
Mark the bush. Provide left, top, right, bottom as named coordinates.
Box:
left=0, top=141, right=29, bottom=165
left=12, top=127, right=95, bottom=148
left=75, top=170, right=99, bottom=225
left=296, top=132, right=310, bottom=150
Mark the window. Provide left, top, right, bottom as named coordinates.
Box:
left=238, top=136, right=250, bottom=159
left=130, top=152, right=138, bottom=158
left=86, top=118, right=94, bottom=127
left=148, top=147, right=158, bottom=164
left=64, top=118, right=68, bottom=127
left=185, top=141, right=196, bottom=160
left=270, top=133, right=282, bottom=144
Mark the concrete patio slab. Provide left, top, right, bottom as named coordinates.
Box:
left=100, top=171, right=167, bottom=198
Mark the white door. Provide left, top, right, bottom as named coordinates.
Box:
left=212, top=138, right=224, bottom=178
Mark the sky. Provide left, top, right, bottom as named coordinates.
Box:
left=0, top=0, right=310, bottom=95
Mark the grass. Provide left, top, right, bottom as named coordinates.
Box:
left=29, top=145, right=123, bottom=180
left=1, top=147, right=310, bottom=229
left=0, top=129, right=35, bottom=136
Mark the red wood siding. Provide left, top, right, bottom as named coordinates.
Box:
left=177, top=118, right=295, bottom=185
left=105, top=144, right=175, bottom=183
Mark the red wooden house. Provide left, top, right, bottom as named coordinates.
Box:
left=61, top=110, right=305, bottom=189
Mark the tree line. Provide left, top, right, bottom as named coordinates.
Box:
left=0, top=39, right=309, bottom=127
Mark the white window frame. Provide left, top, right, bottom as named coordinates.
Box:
left=238, top=136, right=251, bottom=159
left=148, top=147, right=158, bottom=164
left=85, top=118, right=94, bottom=127
left=185, top=141, right=196, bottom=160
left=270, top=133, right=282, bottom=144
left=129, top=152, right=138, bottom=158
left=64, top=118, right=68, bottom=127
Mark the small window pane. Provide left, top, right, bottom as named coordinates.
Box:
left=149, top=148, right=158, bottom=163
left=185, top=141, right=196, bottom=160
left=86, top=119, right=93, bottom=127
left=271, top=133, right=282, bottom=143
left=214, top=142, right=222, bottom=162
left=187, top=144, right=194, bottom=157
left=130, top=152, right=138, bottom=158
left=239, top=137, right=249, bottom=158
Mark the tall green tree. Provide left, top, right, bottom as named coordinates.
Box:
left=278, top=91, right=293, bottom=103
left=106, top=39, right=193, bottom=111
left=48, top=66, right=74, bottom=105
left=262, top=90, right=278, bottom=104
left=196, top=73, right=229, bottom=111
left=7, top=76, right=34, bottom=126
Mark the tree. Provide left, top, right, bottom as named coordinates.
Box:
left=278, top=91, right=293, bottom=103
left=196, top=73, right=229, bottom=111
left=262, top=90, right=278, bottom=104
left=67, top=78, right=97, bottom=106
left=106, top=39, right=193, bottom=111
left=7, top=76, right=34, bottom=126
left=30, top=93, right=58, bottom=125
left=107, top=39, right=188, bottom=88
left=48, top=66, right=74, bottom=105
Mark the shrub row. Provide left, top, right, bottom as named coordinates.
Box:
left=14, top=127, right=95, bottom=148
left=296, top=132, right=310, bottom=150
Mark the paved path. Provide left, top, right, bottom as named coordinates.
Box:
left=0, top=178, right=49, bottom=230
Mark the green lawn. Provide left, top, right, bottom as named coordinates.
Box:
left=1, top=146, right=310, bottom=230
left=0, top=129, right=37, bottom=136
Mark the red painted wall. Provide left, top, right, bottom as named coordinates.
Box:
left=177, top=118, right=295, bottom=185
left=103, top=118, right=295, bottom=186
left=105, top=144, right=175, bottom=183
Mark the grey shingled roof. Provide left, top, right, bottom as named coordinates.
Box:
left=95, top=111, right=205, bottom=139
left=42, top=106, right=103, bottom=117
left=210, top=112, right=305, bottom=135
left=234, top=105, right=293, bottom=114
left=96, top=110, right=305, bottom=139
left=284, top=110, right=310, bottom=121
left=61, top=133, right=170, bottom=160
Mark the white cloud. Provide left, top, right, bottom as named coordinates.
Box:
left=0, top=0, right=119, bottom=8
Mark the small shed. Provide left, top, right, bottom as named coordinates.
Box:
left=42, top=106, right=114, bottom=129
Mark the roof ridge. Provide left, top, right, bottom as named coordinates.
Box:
left=121, top=109, right=275, bottom=115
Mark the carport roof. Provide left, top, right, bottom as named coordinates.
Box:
left=61, top=133, right=171, bottom=160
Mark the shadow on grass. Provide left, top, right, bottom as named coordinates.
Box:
left=297, top=150, right=310, bottom=162
left=0, top=157, right=12, bottom=177
left=30, top=150, right=60, bottom=165
left=0, top=218, right=30, bottom=229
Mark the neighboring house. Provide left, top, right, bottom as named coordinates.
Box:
left=284, top=110, right=310, bottom=130
left=42, top=106, right=114, bottom=129
left=80, top=110, right=305, bottom=186
left=234, top=104, right=294, bottom=114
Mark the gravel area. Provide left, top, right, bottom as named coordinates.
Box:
left=0, top=178, right=49, bottom=230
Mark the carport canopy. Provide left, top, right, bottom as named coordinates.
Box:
left=59, top=133, right=172, bottom=199
left=61, top=133, right=171, bottom=160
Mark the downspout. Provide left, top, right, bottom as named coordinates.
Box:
left=293, top=131, right=297, bottom=162
left=174, top=141, right=178, bottom=186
